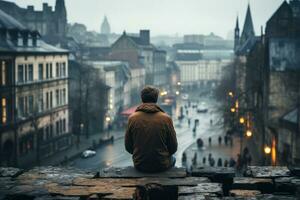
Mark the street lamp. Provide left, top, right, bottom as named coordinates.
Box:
left=239, top=117, right=245, bottom=124
left=177, top=82, right=181, bottom=86
left=228, top=91, right=234, bottom=97
left=175, top=91, right=180, bottom=95
left=105, top=116, right=111, bottom=138
left=230, top=108, right=236, bottom=113
left=246, top=130, right=252, bottom=137
left=264, top=146, right=271, bottom=154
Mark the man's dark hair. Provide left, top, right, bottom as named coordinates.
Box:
left=141, top=86, right=159, bottom=103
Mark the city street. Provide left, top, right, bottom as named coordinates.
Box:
left=70, top=94, right=226, bottom=170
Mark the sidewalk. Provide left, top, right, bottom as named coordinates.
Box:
left=40, top=129, right=125, bottom=166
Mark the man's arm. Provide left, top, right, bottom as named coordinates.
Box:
left=166, top=117, right=178, bottom=155
left=125, top=118, right=133, bottom=154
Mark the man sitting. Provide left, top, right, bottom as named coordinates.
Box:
left=125, top=86, right=178, bottom=172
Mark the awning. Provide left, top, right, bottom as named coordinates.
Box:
left=121, top=106, right=138, bottom=116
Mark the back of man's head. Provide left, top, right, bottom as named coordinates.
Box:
left=141, top=86, right=159, bottom=103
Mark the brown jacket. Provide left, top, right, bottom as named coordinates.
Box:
left=125, top=103, right=178, bottom=172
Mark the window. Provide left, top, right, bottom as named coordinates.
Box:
left=56, top=89, right=59, bottom=106
left=56, top=63, right=60, bottom=77
left=62, top=63, right=66, bottom=77
left=50, top=63, right=53, bottom=78
left=56, top=121, right=59, bottom=135
left=46, top=64, right=49, bottom=79
left=24, top=96, right=28, bottom=116
left=2, top=98, right=7, bottom=124
left=50, top=91, right=53, bottom=108
left=18, top=65, right=24, bottom=83
left=62, top=89, right=66, bottom=105
left=46, top=92, right=49, bottom=110
left=18, top=97, right=24, bottom=117
left=28, top=96, right=33, bottom=114
left=1, top=61, right=6, bottom=86
left=63, top=119, right=66, bottom=133
left=24, top=64, right=28, bottom=82
left=28, top=64, right=33, bottom=81
left=38, top=64, right=43, bottom=80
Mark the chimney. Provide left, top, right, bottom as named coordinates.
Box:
left=140, top=30, right=150, bottom=45
left=43, top=3, right=48, bottom=11
left=27, top=6, right=34, bottom=12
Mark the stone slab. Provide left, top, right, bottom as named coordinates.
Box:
left=0, top=167, right=23, bottom=177
left=179, top=183, right=223, bottom=196
left=232, top=177, right=274, bottom=193
left=245, top=166, right=290, bottom=178
left=73, top=177, right=209, bottom=187
left=98, top=166, right=186, bottom=178
left=229, top=189, right=261, bottom=197
left=190, top=167, right=235, bottom=180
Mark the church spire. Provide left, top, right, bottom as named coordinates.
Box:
left=234, top=16, right=240, bottom=52
left=240, top=3, right=255, bottom=44
left=101, top=15, right=111, bottom=35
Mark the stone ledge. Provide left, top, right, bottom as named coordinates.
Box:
left=0, top=166, right=299, bottom=200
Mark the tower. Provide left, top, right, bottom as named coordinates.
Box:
left=55, top=0, right=67, bottom=37
left=101, top=16, right=111, bottom=35
left=234, top=16, right=240, bottom=52
left=240, top=4, right=255, bottom=44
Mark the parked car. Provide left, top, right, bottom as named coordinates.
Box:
left=197, top=108, right=208, bottom=113
left=81, top=150, right=96, bottom=158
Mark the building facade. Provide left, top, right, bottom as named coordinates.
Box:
left=0, top=9, right=70, bottom=168
left=0, top=0, right=67, bottom=42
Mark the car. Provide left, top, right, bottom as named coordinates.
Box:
left=81, top=150, right=96, bottom=158
left=197, top=108, right=208, bottom=113
left=182, top=94, right=189, bottom=100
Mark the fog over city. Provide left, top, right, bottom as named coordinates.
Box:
left=7, top=0, right=283, bottom=37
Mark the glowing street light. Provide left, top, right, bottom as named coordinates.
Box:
left=105, top=116, right=111, bottom=123
left=235, top=100, right=239, bottom=109
left=230, top=108, right=236, bottom=113
left=177, top=82, right=181, bottom=86
left=175, top=91, right=180, bottom=95
left=239, top=117, right=245, bottom=124
left=246, top=130, right=252, bottom=137
left=264, top=146, right=271, bottom=154
left=228, top=91, right=234, bottom=97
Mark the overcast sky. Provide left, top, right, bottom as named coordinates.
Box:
left=6, top=0, right=284, bottom=38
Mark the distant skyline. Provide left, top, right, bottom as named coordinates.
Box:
left=4, top=0, right=284, bottom=38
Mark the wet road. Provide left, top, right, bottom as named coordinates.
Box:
left=71, top=96, right=223, bottom=170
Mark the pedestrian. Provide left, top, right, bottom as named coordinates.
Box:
left=218, top=136, right=222, bottom=145
left=209, top=157, right=215, bottom=167
left=182, top=152, right=187, bottom=163
left=208, top=153, right=212, bottom=161
left=247, top=154, right=252, bottom=165
left=210, top=119, right=213, bottom=125
left=217, top=158, right=222, bottom=167
left=224, top=159, right=228, bottom=167
left=186, top=110, right=189, bottom=116
left=224, top=135, right=228, bottom=146
left=192, top=152, right=197, bottom=166
left=202, top=157, right=206, bottom=164
left=229, top=157, right=236, bottom=167
left=188, top=118, right=191, bottom=127
left=208, top=137, right=212, bottom=146
left=230, top=136, right=233, bottom=147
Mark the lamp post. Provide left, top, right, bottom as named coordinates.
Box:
left=105, top=116, right=111, bottom=138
